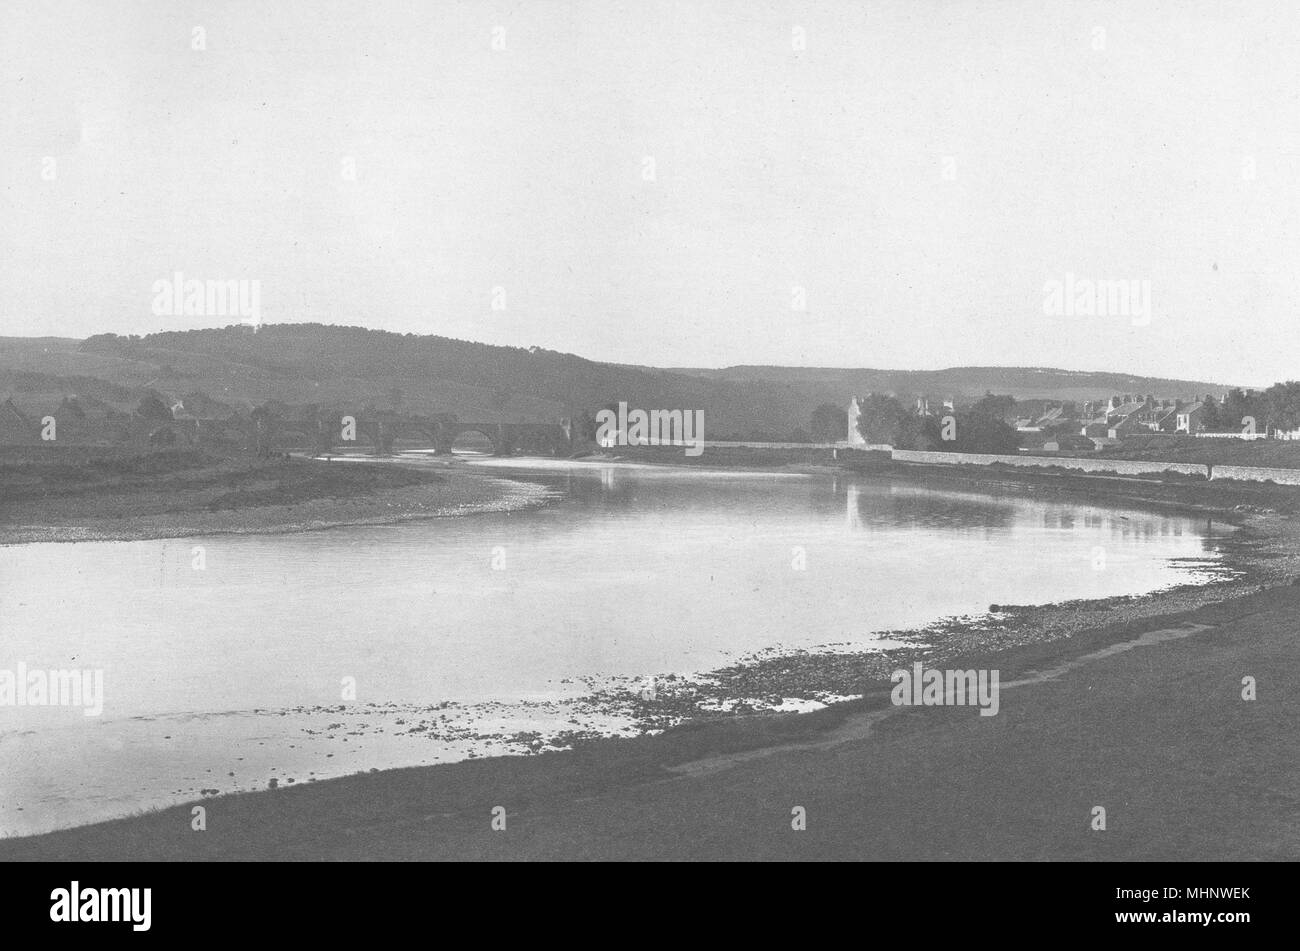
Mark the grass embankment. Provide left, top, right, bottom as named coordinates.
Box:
left=1092, top=435, right=1300, bottom=467
left=0, top=446, right=546, bottom=543
left=0, top=447, right=439, bottom=513
left=604, top=444, right=838, bottom=468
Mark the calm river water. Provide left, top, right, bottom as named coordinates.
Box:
left=0, top=457, right=1224, bottom=835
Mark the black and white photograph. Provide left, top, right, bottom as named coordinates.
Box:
left=0, top=0, right=1292, bottom=921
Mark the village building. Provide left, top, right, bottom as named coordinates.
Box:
left=1176, top=401, right=1206, bottom=434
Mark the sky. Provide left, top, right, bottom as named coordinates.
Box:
left=2, top=0, right=1298, bottom=386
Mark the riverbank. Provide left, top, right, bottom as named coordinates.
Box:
left=3, top=572, right=1296, bottom=860
left=476, top=459, right=1299, bottom=735
left=2, top=460, right=1298, bottom=859
left=0, top=448, right=555, bottom=544
left=614, top=442, right=1300, bottom=510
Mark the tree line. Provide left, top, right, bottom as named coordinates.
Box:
left=1199, top=383, right=1300, bottom=432
left=810, top=394, right=1021, bottom=453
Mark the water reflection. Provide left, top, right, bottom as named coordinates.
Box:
left=0, top=460, right=1225, bottom=836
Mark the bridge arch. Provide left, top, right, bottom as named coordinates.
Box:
left=448, top=426, right=500, bottom=454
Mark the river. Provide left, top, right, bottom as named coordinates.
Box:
left=0, top=457, right=1225, bottom=835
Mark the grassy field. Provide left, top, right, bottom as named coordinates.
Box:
left=0, top=445, right=551, bottom=544
left=1091, top=435, right=1300, bottom=467
left=0, top=446, right=442, bottom=514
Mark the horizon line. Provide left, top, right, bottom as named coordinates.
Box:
left=0, top=322, right=1262, bottom=390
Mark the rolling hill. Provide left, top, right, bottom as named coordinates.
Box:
left=0, top=325, right=1238, bottom=440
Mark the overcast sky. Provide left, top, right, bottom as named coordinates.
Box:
left=2, top=0, right=1297, bottom=385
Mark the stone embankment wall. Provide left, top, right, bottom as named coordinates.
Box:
left=1209, top=465, right=1300, bottom=485
left=890, top=449, right=1208, bottom=478
left=890, top=449, right=1300, bottom=484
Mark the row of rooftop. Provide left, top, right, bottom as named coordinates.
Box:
left=851, top=390, right=1299, bottom=450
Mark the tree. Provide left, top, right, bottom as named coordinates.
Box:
left=571, top=410, right=599, bottom=444
left=1264, top=381, right=1300, bottom=431
left=250, top=404, right=279, bottom=457
left=897, top=413, right=942, bottom=450
left=488, top=386, right=514, bottom=454
left=311, top=413, right=333, bottom=455
left=969, top=392, right=1015, bottom=422
left=490, top=386, right=512, bottom=421
left=1220, top=389, right=1245, bottom=431
left=1199, top=394, right=1221, bottom=431
left=135, top=393, right=173, bottom=421
left=810, top=403, right=846, bottom=441
left=80, top=333, right=129, bottom=353
left=59, top=396, right=86, bottom=419
left=1221, top=389, right=1266, bottom=432
left=949, top=411, right=1021, bottom=453
left=856, top=394, right=908, bottom=444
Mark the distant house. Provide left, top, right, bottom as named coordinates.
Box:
left=1133, top=399, right=1178, bottom=432
left=1093, top=395, right=1179, bottom=440
left=1176, top=402, right=1206, bottom=434
left=1035, top=405, right=1066, bottom=427
left=1081, top=402, right=1111, bottom=435
left=1015, top=400, right=1079, bottom=434
left=1153, top=403, right=1182, bottom=432
left=1108, top=397, right=1148, bottom=420
left=1108, top=412, right=1149, bottom=440
left=910, top=395, right=957, bottom=419
left=53, top=395, right=121, bottom=443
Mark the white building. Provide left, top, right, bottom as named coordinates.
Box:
left=844, top=397, right=867, bottom=447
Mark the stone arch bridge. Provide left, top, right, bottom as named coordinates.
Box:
left=315, top=413, right=571, bottom=457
